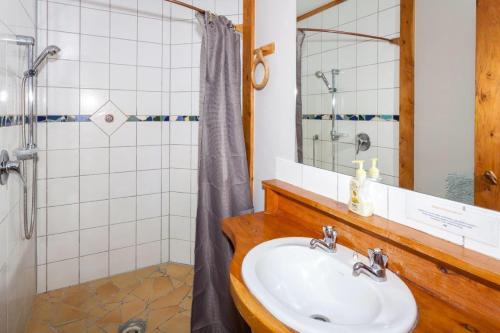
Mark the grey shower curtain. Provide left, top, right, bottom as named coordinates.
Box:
left=191, top=12, right=253, bottom=333
left=296, top=31, right=306, bottom=163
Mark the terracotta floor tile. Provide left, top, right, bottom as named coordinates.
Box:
left=149, top=286, right=190, bottom=310
left=165, top=264, right=193, bottom=281
left=27, top=263, right=193, bottom=333
left=147, top=306, right=180, bottom=330
left=25, top=320, right=55, bottom=333
left=120, top=298, right=147, bottom=322
left=160, top=313, right=190, bottom=333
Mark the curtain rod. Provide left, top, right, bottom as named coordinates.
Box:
left=298, top=28, right=399, bottom=45
left=164, top=0, right=206, bottom=14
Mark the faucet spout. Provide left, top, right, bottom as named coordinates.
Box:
left=352, top=248, right=388, bottom=282
left=310, top=226, right=337, bottom=253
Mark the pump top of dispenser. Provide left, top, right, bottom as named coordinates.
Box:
left=368, top=158, right=381, bottom=181
left=352, top=160, right=366, bottom=181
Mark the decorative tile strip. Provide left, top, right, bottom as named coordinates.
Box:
left=0, top=114, right=200, bottom=128
left=302, top=114, right=399, bottom=122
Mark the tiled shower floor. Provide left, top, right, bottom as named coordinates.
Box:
left=26, top=263, right=193, bottom=333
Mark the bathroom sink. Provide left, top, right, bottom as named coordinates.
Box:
left=241, top=237, right=417, bottom=333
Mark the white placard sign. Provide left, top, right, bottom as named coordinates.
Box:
left=405, top=192, right=499, bottom=246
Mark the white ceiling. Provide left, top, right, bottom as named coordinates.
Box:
left=297, top=0, right=332, bottom=16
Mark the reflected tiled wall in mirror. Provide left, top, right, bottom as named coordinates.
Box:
left=298, top=0, right=400, bottom=186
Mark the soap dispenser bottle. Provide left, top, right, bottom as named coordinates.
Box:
left=349, top=160, right=374, bottom=217
left=368, top=158, right=382, bottom=182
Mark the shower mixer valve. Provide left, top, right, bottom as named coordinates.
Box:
left=0, top=150, right=24, bottom=186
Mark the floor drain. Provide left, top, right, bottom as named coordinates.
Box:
left=310, top=314, right=331, bottom=323
left=118, top=319, right=147, bottom=333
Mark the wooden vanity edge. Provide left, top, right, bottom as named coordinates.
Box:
left=261, top=179, right=500, bottom=287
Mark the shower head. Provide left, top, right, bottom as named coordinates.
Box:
left=32, top=45, right=61, bottom=72
left=315, top=71, right=333, bottom=92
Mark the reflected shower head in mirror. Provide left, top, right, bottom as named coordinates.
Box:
left=315, top=71, right=333, bottom=92
left=32, top=45, right=61, bottom=72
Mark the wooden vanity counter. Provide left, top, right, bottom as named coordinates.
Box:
left=222, top=180, right=500, bottom=333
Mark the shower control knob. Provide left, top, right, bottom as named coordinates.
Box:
left=0, top=150, right=22, bottom=186
left=105, top=114, right=114, bottom=123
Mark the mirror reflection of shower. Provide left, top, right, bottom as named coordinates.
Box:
left=314, top=68, right=344, bottom=172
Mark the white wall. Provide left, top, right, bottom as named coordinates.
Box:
left=414, top=0, right=475, bottom=200
left=0, top=0, right=38, bottom=331
left=253, top=0, right=297, bottom=210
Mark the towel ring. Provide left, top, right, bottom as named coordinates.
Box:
left=251, top=49, right=269, bottom=90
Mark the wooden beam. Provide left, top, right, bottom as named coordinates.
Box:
left=297, top=0, right=347, bottom=22
left=399, top=0, right=415, bottom=190
left=242, top=0, right=255, bottom=193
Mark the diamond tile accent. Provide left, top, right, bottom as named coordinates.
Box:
left=90, top=101, right=128, bottom=135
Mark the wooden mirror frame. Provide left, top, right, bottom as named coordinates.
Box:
left=399, top=0, right=415, bottom=190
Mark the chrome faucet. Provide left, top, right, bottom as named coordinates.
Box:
left=310, top=226, right=337, bottom=253
left=352, top=248, right=389, bottom=282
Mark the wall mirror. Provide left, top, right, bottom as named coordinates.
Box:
left=295, top=0, right=500, bottom=212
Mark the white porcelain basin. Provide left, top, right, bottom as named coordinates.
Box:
left=242, top=237, right=417, bottom=333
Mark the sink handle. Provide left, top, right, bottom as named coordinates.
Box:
left=323, top=226, right=336, bottom=241
left=368, top=248, right=388, bottom=268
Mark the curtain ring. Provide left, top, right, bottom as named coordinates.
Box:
left=251, top=49, right=269, bottom=90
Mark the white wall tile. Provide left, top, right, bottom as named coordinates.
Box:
left=137, top=193, right=161, bottom=220
left=110, top=197, right=136, bottom=224
left=137, top=241, right=161, bottom=268
left=137, top=123, right=161, bottom=146
left=48, top=31, right=80, bottom=61
left=302, top=164, right=338, bottom=200
left=80, top=148, right=109, bottom=175
left=80, top=200, right=109, bottom=229
left=170, top=192, right=190, bottom=217
left=170, top=239, right=190, bottom=264
left=80, top=123, right=109, bottom=148
left=110, top=147, right=136, bottom=172
left=47, top=60, right=80, bottom=88
left=110, top=171, right=137, bottom=198
left=110, top=12, right=137, bottom=40
left=47, top=87, right=79, bottom=115
left=81, top=62, right=110, bottom=89
left=137, top=170, right=162, bottom=195
left=169, top=169, right=191, bottom=193
left=80, top=174, right=109, bottom=202
left=110, top=222, right=136, bottom=249
left=47, top=231, right=79, bottom=262
left=82, top=7, right=110, bottom=37
left=137, top=146, right=161, bottom=170
left=80, top=252, right=108, bottom=282
left=47, top=177, right=79, bottom=206
left=47, top=122, right=79, bottom=150
left=170, top=216, right=190, bottom=241
left=48, top=2, right=80, bottom=33
left=47, top=204, right=79, bottom=235
left=80, top=226, right=109, bottom=255
left=110, top=246, right=135, bottom=275
left=110, top=38, right=137, bottom=65
left=47, top=258, right=79, bottom=291
left=137, top=218, right=161, bottom=244
left=81, top=35, right=109, bottom=63
left=47, top=150, right=79, bottom=178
